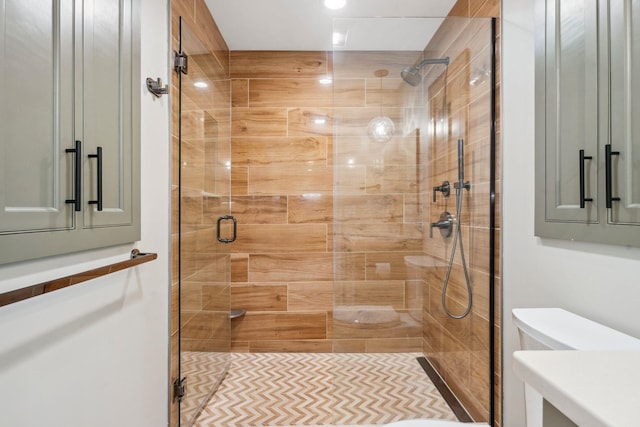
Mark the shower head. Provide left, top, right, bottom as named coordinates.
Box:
left=400, top=57, right=450, bottom=86
left=400, top=66, right=423, bottom=87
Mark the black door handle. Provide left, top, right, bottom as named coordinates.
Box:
left=88, top=147, right=103, bottom=211
left=579, top=149, right=593, bottom=208
left=65, top=140, right=82, bottom=211
left=217, top=215, right=237, bottom=243
left=605, top=144, right=620, bottom=208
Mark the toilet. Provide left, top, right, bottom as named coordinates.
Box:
left=513, top=307, right=640, bottom=427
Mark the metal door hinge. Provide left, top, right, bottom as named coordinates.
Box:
left=173, top=377, right=187, bottom=402
left=174, top=51, right=188, bottom=74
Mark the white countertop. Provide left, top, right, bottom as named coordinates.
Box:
left=513, top=350, right=640, bottom=427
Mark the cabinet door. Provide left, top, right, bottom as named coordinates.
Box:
left=609, top=0, right=640, bottom=225
left=536, top=0, right=599, bottom=225
left=0, top=0, right=75, bottom=234
left=81, top=0, right=139, bottom=230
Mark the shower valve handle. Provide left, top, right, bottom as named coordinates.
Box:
left=432, top=181, right=451, bottom=202
left=430, top=211, right=454, bottom=238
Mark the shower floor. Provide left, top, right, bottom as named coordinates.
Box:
left=191, top=352, right=457, bottom=426
left=181, top=352, right=230, bottom=426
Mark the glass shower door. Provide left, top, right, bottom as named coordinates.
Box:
left=176, top=17, right=232, bottom=427
left=331, top=16, right=497, bottom=425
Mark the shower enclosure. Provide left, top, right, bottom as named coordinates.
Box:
left=172, top=17, right=232, bottom=427
left=169, top=9, right=497, bottom=427
left=331, top=16, right=497, bottom=423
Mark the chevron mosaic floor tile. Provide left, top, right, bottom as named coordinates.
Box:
left=192, top=352, right=457, bottom=426
left=181, top=352, right=230, bottom=427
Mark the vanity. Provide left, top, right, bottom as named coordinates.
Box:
left=513, top=350, right=640, bottom=426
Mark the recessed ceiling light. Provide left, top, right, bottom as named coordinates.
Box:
left=324, top=0, right=346, bottom=10
left=319, top=77, right=332, bottom=85
left=193, top=81, right=208, bottom=88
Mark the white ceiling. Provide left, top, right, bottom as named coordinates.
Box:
left=204, top=0, right=457, bottom=51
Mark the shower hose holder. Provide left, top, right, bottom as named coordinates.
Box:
left=454, top=180, right=472, bottom=191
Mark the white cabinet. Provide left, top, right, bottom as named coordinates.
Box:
left=535, top=0, right=640, bottom=246
left=0, top=0, right=140, bottom=264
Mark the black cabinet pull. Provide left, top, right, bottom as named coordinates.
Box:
left=217, top=215, right=237, bottom=243
left=579, top=149, right=593, bottom=208
left=65, top=140, right=82, bottom=211
left=605, top=144, right=621, bottom=208
left=88, top=147, right=103, bottom=211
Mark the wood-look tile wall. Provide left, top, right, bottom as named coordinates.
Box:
left=170, top=1, right=231, bottom=426
left=229, top=51, right=333, bottom=353
left=331, top=50, right=435, bottom=353
left=229, top=49, right=432, bottom=353
left=421, top=0, right=501, bottom=425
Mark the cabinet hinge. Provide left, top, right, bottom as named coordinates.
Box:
left=174, top=51, right=188, bottom=74
left=173, top=377, right=187, bottom=402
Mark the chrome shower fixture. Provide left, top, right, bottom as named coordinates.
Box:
left=400, top=57, right=450, bottom=86
left=454, top=138, right=471, bottom=191
left=440, top=138, right=473, bottom=320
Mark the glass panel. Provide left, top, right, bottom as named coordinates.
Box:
left=178, top=18, right=231, bottom=427
left=332, top=16, right=494, bottom=423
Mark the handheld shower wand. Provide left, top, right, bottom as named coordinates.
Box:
left=458, top=138, right=464, bottom=184
left=441, top=139, right=473, bottom=319
left=455, top=138, right=471, bottom=191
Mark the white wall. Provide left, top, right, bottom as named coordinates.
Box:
left=502, top=0, right=640, bottom=425
left=0, top=0, right=170, bottom=425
